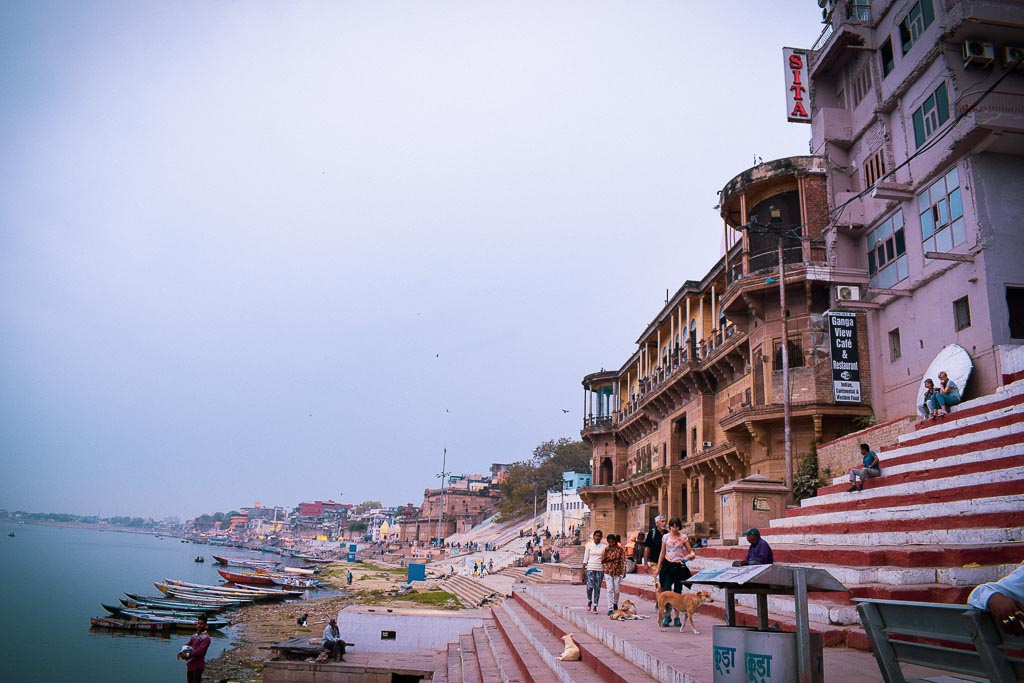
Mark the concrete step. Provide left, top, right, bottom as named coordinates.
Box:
left=479, top=620, right=530, bottom=683
left=459, top=632, right=483, bottom=683
left=497, top=596, right=620, bottom=683
left=904, top=380, right=1024, bottom=441
left=448, top=642, right=465, bottom=683
left=443, top=575, right=502, bottom=608
left=773, top=492, right=1022, bottom=530
left=694, top=543, right=1024, bottom=569
left=433, top=648, right=451, bottom=683
left=490, top=602, right=562, bottom=683
left=823, top=432, right=1024, bottom=492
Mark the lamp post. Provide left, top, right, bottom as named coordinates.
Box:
left=435, top=447, right=450, bottom=548
left=741, top=207, right=797, bottom=502
left=560, top=485, right=566, bottom=539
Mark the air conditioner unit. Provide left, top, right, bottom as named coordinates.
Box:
left=702, top=441, right=713, bottom=448
left=836, top=285, right=861, bottom=301
left=963, top=40, right=995, bottom=67
left=1001, top=45, right=1024, bottom=71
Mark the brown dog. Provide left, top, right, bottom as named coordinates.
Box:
left=656, top=588, right=713, bottom=634
left=609, top=599, right=648, bottom=621
left=556, top=632, right=581, bottom=661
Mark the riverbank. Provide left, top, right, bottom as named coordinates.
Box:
left=204, top=561, right=458, bottom=682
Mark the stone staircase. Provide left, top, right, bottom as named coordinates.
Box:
left=690, top=377, right=1024, bottom=648
left=441, top=574, right=504, bottom=608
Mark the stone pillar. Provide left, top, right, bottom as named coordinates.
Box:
left=715, top=474, right=789, bottom=545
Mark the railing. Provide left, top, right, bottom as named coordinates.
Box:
left=811, top=21, right=834, bottom=53
left=846, top=1, right=871, bottom=21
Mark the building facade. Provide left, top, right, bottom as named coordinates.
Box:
left=809, top=0, right=1024, bottom=417
left=544, top=471, right=592, bottom=536
left=579, top=157, right=873, bottom=543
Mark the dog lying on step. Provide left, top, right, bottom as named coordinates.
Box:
left=556, top=632, right=581, bottom=661
left=657, top=588, right=714, bottom=635
left=608, top=599, right=648, bottom=621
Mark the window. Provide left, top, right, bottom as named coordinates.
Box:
left=881, top=38, right=895, bottom=77
left=864, top=148, right=887, bottom=188
left=888, top=328, right=902, bottom=361
left=899, top=0, right=935, bottom=55
left=919, top=166, right=966, bottom=255
left=954, top=296, right=971, bottom=331
left=851, top=64, right=872, bottom=107
left=867, top=211, right=908, bottom=288
left=1008, top=288, right=1024, bottom=339
left=773, top=339, right=805, bottom=369
left=912, top=82, right=950, bottom=148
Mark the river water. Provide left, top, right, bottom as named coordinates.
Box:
left=0, top=521, right=292, bottom=682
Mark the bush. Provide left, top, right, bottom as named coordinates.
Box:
left=792, top=447, right=826, bottom=502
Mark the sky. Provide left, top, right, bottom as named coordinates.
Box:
left=1, top=1, right=826, bottom=521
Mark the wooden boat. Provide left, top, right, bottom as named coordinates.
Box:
left=154, top=584, right=249, bottom=605
left=120, top=610, right=230, bottom=630
left=212, top=554, right=278, bottom=569
left=117, top=598, right=220, bottom=613
left=216, top=568, right=276, bottom=586
left=282, top=566, right=316, bottom=576
left=271, top=575, right=319, bottom=589
left=90, top=616, right=172, bottom=632
left=124, top=593, right=225, bottom=610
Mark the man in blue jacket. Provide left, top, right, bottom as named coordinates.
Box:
left=732, top=528, right=774, bottom=567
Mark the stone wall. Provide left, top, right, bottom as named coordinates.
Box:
left=816, top=416, right=916, bottom=478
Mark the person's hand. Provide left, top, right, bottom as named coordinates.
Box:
left=988, top=593, right=1024, bottom=637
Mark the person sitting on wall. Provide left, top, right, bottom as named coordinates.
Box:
left=320, top=618, right=348, bottom=661
left=732, top=528, right=773, bottom=567
left=848, top=443, right=881, bottom=492
left=929, top=370, right=961, bottom=417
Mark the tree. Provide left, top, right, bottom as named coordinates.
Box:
left=354, top=500, right=382, bottom=514
left=496, top=438, right=592, bottom=519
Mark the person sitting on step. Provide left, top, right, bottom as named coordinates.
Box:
left=928, top=370, right=961, bottom=417
left=848, top=443, right=881, bottom=492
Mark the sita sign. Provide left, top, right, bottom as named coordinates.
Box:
left=783, top=47, right=811, bottom=123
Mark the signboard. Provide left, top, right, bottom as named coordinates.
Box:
left=783, top=47, right=811, bottom=123
left=828, top=311, right=862, bottom=403
left=752, top=497, right=770, bottom=512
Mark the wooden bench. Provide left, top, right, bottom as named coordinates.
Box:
left=856, top=598, right=1024, bottom=682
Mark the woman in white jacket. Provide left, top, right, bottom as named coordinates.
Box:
left=582, top=529, right=607, bottom=614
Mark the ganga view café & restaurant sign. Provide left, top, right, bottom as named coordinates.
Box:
left=828, top=311, right=861, bottom=403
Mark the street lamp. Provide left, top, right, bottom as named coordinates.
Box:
left=435, top=447, right=451, bottom=547
left=740, top=207, right=799, bottom=501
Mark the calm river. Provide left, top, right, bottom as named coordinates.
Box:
left=0, top=521, right=286, bottom=682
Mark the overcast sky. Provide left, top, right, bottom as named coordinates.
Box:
left=1, top=1, right=825, bottom=520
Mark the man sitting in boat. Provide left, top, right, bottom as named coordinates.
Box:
left=320, top=617, right=347, bottom=662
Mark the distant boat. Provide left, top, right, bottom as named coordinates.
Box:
left=90, top=616, right=173, bottom=633
left=271, top=575, right=320, bottom=589
left=7, top=532, right=13, bottom=537
left=194, top=556, right=205, bottom=563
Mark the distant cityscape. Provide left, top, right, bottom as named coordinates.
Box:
left=0, top=464, right=597, bottom=549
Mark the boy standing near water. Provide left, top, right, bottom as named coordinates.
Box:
left=178, top=615, right=210, bottom=682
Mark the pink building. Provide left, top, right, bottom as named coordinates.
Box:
left=805, top=0, right=1024, bottom=419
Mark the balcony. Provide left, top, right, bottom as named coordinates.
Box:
left=809, top=4, right=873, bottom=77
left=816, top=107, right=854, bottom=148
left=952, top=91, right=1024, bottom=156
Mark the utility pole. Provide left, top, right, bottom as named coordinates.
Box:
left=436, top=447, right=450, bottom=547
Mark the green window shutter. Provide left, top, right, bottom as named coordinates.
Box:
left=936, top=82, right=950, bottom=125
left=922, top=0, right=935, bottom=29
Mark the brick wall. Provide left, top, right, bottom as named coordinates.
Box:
left=816, top=416, right=916, bottom=477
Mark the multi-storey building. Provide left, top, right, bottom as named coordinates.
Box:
left=544, top=471, right=592, bottom=536
left=578, top=0, right=1024, bottom=543
left=809, top=0, right=1024, bottom=416
left=580, top=156, right=873, bottom=541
